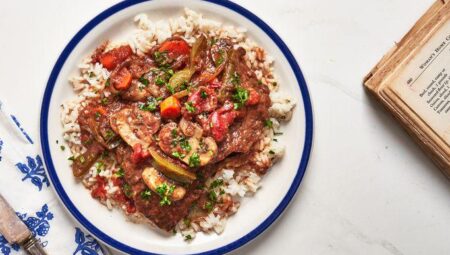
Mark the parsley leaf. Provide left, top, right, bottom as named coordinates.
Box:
left=115, top=167, right=125, bottom=178
left=155, top=76, right=165, bottom=86
left=123, top=183, right=132, bottom=198
left=232, top=87, right=249, bottom=109
left=155, top=183, right=176, bottom=206
left=140, top=189, right=152, bottom=199
left=209, top=179, right=223, bottom=189
left=264, top=119, right=273, bottom=128
left=230, top=72, right=241, bottom=86
left=188, top=153, right=200, bottom=168
left=153, top=51, right=169, bottom=67
left=172, top=151, right=185, bottom=159
left=139, top=97, right=159, bottom=112
left=215, top=50, right=225, bottom=67
left=185, top=102, right=196, bottom=113
left=180, top=139, right=192, bottom=152
left=139, top=76, right=149, bottom=86
left=204, top=201, right=214, bottom=212
left=95, top=161, right=105, bottom=173
left=166, top=84, right=175, bottom=94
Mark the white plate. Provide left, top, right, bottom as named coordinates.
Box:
left=40, top=0, right=313, bottom=254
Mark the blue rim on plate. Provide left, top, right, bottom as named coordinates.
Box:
left=40, top=0, right=313, bottom=254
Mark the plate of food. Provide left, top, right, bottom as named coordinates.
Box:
left=40, top=0, right=313, bottom=254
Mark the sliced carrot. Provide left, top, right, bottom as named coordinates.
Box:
left=160, top=96, right=181, bottom=119
left=99, top=53, right=116, bottom=70
left=95, top=106, right=107, bottom=115
left=113, top=68, right=132, bottom=90
left=159, top=40, right=190, bottom=56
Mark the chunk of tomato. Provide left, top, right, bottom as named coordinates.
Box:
left=186, top=87, right=218, bottom=114
left=158, top=39, right=190, bottom=57
left=209, top=101, right=238, bottom=142
left=91, top=176, right=107, bottom=200
left=99, top=45, right=133, bottom=70
left=246, top=88, right=260, bottom=106
left=130, top=143, right=150, bottom=164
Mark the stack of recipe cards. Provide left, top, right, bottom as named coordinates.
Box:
left=364, top=0, right=449, bottom=178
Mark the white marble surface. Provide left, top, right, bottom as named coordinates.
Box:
left=0, top=0, right=449, bottom=254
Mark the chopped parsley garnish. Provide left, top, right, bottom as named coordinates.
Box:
left=180, top=139, right=191, bottom=152
left=209, top=179, right=224, bottom=189
left=204, top=201, right=214, bottom=212
left=215, top=50, right=225, bottom=66
left=171, top=129, right=178, bottom=138
left=269, top=150, right=275, bottom=155
left=100, top=150, right=109, bottom=159
left=95, top=112, right=101, bottom=120
left=168, top=184, right=176, bottom=194
left=272, top=82, right=277, bottom=86
left=155, top=76, right=165, bottom=86
left=159, top=196, right=170, bottom=206
left=123, top=183, right=132, bottom=198
left=155, top=183, right=176, bottom=206
left=153, top=51, right=169, bottom=67
left=156, top=183, right=167, bottom=197
left=139, top=97, right=159, bottom=112
left=60, top=145, right=65, bottom=151
left=230, top=72, right=241, bottom=86
left=274, top=132, right=284, bottom=136
left=210, top=37, right=217, bottom=46
left=200, top=90, right=207, bottom=99
left=140, top=189, right=152, bottom=199
left=89, top=72, right=95, bottom=78
left=138, top=76, right=149, bottom=86
left=232, top=86, right=249, bottom=109
left=258, top=80, right=263, bottom=85
left=185, top=234, right=193, bottom=241
left=185, top=102, right=196, bottom=113
left=208, top=190, right=217, bottom=202
left=166, top=68, right=174, bottom=77
left=188, top=153, right=200, bottom=168
left=104, top=130, right=115, bottom=140
left=100, top=97, right=108, bottom=105
left=166, top=84, right=175, bottom=94
left=183, top=218, right=191, bottom=227
left=172, top=151, right=185, bottom=159
left=68, top=156, right=75, bottom=161
left=264, top=119, right=273, bottom=128
left=95, top=161, right=105, bottom=173
left=77, top=155, right=86, bottom=164
left=115, top=167, right=125, bottom=178
left=105, top=78, right=110, bottom=87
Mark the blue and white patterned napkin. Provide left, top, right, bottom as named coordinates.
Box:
left=0, top=101, right=108, bottom=255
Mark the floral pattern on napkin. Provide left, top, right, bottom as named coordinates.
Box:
left=74, top=228, right=104, bottom=255
left=0, top=111, right=106, bottom=255
left=0, top=204, right=53, bottom=255
left=15, top=155, right=49, bottom=191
